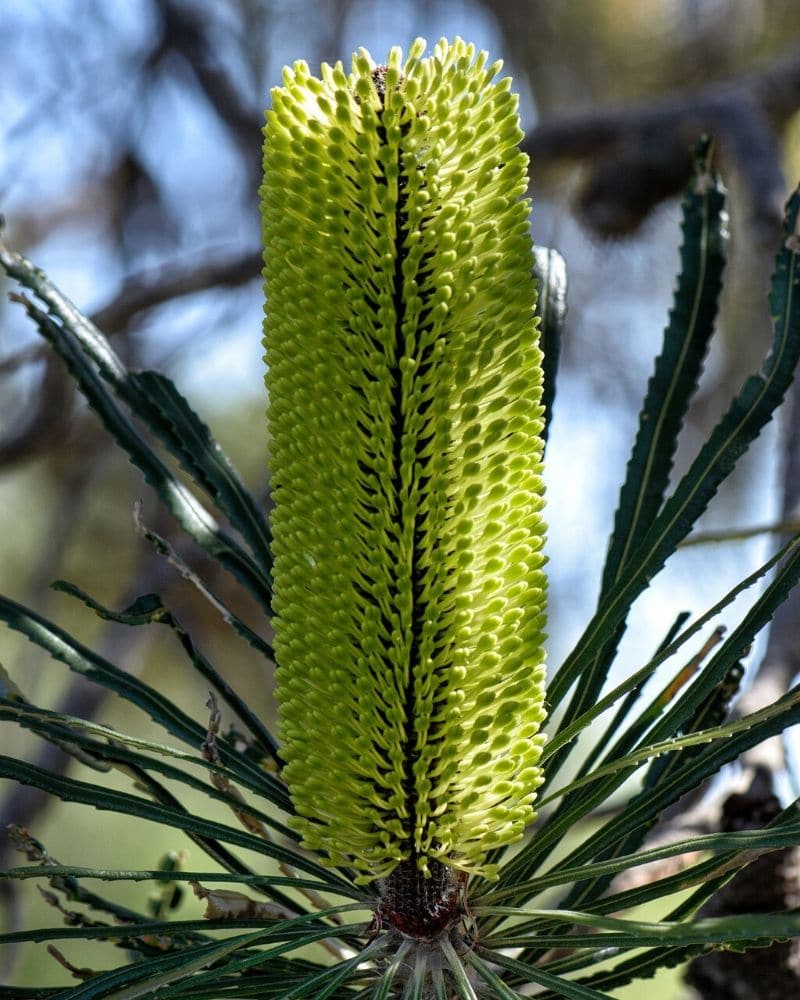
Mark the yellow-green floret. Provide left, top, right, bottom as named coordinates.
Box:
left=261, top=37, right=547, bottom=883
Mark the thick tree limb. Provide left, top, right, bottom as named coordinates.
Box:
left=525, top=46, right=800, bottom=242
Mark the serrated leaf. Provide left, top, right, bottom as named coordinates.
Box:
left=602, top=138, right=727, bottom=596
left=0, top=240, right=272, bottom=597
left=125, top=370, right=273, bottom=581
left=548, top=946, right=701, bottom=998
left=548, top=184, right=800, bottom=722
left=546, top=143, right=727, bottom=757
left=51, top=579, right=278, bottom=762
left=16, top=299, right=271, bottom=610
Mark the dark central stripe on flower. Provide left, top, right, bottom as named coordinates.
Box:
left=391, top=135, right=422, bottom=857
left=375, top=72, right=430, bottom=858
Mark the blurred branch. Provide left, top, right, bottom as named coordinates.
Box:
left=0, top=247, right=261, bottom=468
left=681, top=518, right=800, bottom=546
left=91, top=248, right=262, bottom=334
left=151, top=0, right=261, bottom=163
left=0, top=354, right=72, bottom=468
left=525, top=46, right=800, bottom=242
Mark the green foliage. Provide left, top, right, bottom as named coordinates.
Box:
left=1, top=36, right=800, bottom=1000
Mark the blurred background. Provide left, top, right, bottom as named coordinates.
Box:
left=2, top=1, right=800, bottom=995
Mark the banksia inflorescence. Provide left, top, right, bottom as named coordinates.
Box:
left=261, top=35, right=548, bottom=902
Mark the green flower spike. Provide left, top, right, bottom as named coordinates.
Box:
left=262, top=37, right=547, bottom=898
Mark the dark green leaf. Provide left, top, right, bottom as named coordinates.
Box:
left=603, top=139, right=726, bottom=594
left=548, top=185, right=800, bottom=720
left=0, top=241, right=272, bottom=594
left=0, top=755, right=352, bottom=889
left=0, top=864, right=359, bottom=899
left=17, top=299, right=271, bottom=610
left=476, top=949, right=612, bottom=999
left=0, top=594, right=284, bottom=802
left=477, top=805, right=800, bottom=904
left=125, top=370, right=273, bottom=582
left=51, top=579, right=279, bottom=763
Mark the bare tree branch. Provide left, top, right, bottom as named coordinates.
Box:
left=0, top=354, right=72, bottom=468
left=91, top=248, right=262, bottom=334
left=525, top=46, right=800, bottom=242
left=0, top=247, right=261, bottom=468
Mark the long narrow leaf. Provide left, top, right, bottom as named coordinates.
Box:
left=47, top=925, right=307, bottom=1000
left=477, top=806, right=800, bottom=904
left=476, top=950, right=612, bottom=1000
left=548, top=185, right=800, bottom=717
left=0, top=699, right=291, bottom=828
left=0, top=864, right=358, bottom=898
left=501, top=517, right=800, bottom=895
left=52, top=581, right=279, bottom=763
left=0, top=239, right=273, bottom=588
left=548, top=696, right=800, bottom=881
left=478, top=905, right=800, bottom=950
left=543, top=947, right=698, bottom=999
left=548, top=142, right=726, bottom=743
left=559, top=656, right=745, bottom=908
left=0, top=594, right=283, bottom=801
left=564, top=612, right=691, bottom=781
left=128, top=512, right=275, bottom=661
left=602, top=138, right=727, bottom=595
left=126, top=370, right=273, bottom=580
left=370, top=941, right=412, bottom=1000
left=276, top=940, right=380, bottom=1000
left=0, top=909, right=366, bottom=949
left=541, top=685, right=800, bottom=808
left=99, top=922, right=367, bottom=1000
left=465, top=951, right=523, bottom=999
left=0, top=755, right=352, bottom=888
left=11, top=295, right=271, bottom=610
left=544, top=535, right=797, bottom=761
left=498, top=683, right=800, bottom=901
